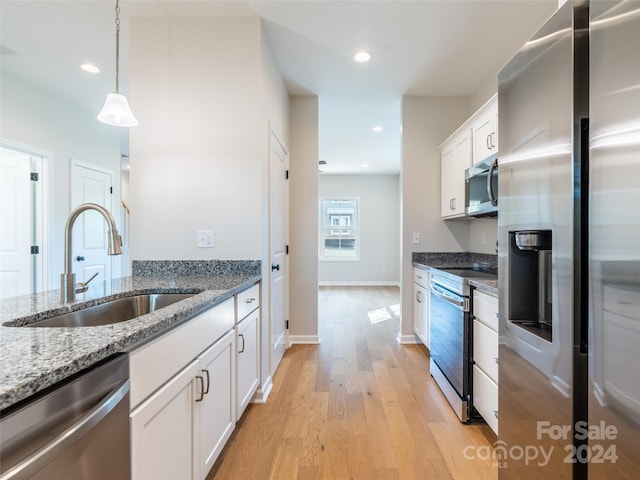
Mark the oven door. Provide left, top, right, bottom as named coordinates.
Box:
left=429, top=279, right=470, bottom=403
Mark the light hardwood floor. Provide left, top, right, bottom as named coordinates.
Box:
left=208, top=286, right=498, bottom=480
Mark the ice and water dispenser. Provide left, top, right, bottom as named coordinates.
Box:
left=508, top=230, right=553, bottom=341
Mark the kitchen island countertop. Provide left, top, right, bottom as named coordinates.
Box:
left=0, top=272, right=260, bottom=411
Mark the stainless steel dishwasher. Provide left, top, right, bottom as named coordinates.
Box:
left=0, top=353, right=130, bottom=480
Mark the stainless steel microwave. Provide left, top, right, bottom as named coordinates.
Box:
left=465, top=155, right=498, bottom=217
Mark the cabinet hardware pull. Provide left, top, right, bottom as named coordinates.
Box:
left=486, top=134, right=491, bottom=149
left=202, top=369, right=210, bottom=395
left=494, top=410, right=499, bottom=419
left=245, top=298, right=255, bottom=304
left=491, top=132, right=496, bottom=148
left=239, top=333, right=245, bottom=353
left=494, top=357, right=499, bottom=364
left=76, top=255, right=85, bottom=262
left=195, top=375, right=205, bottom=402
left=271, top=263, right=280, bottom=271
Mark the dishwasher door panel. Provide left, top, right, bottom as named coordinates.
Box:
left=0, top=354, right=130, bottom=480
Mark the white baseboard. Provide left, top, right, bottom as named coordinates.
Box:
left=288, top=335, right=321, bottom=346
left=319, top=281, right=400, bottom=287
left=252, top=375, right=273, bottom=404
left=397, top=333, right=420, bottom=344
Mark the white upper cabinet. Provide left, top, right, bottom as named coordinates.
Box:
left=441, top=128, right=472, bottom=218
left=440, top=94, right=498, bottom=219
left=471, top=94, right=498, bottom=165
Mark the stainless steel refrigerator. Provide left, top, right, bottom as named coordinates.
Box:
left=498, top=0, right=640, bottom=478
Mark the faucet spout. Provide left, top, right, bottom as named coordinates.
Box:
left=61, top=203, right=122, bottom=303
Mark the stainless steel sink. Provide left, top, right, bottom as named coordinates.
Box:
left=21, top=293, right=194, bottom=328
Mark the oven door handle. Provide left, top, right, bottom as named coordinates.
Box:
left=0, top=379, right=130, bottom=480
left=430, top=283, right=465, bottom=310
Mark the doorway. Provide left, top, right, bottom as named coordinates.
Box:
left=70, top=160, right=116, bottom=292
left=0, top=144, right=48, bottom=299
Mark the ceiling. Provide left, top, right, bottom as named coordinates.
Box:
left=0, top=0, right=557, bottom=174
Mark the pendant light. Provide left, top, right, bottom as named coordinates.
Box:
left=97, top=0, right=138, bottom=127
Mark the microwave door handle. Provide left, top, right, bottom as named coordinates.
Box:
left=487, top=157, right=498, bottom=207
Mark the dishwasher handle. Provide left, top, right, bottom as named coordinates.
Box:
left=430, top=282, right=467, bottom=311
left=0, top=379, right=130, bottom=480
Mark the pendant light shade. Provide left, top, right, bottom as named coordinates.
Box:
left=98, top=93, right=138, bottom=127
left=98, top=0, right=137, bottom=127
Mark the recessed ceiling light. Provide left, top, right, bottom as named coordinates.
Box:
left=79, top=63, right=100, bottom=74
left=354, top=51, right=371, bottom=63
left=372, top=126, right=383, bottom=132
left=362, top=164, right=369, bottom=168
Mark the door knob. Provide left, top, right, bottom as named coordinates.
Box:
left=76, top=256, right=85, bottom=262
left=271, top=263, right=280, bottom=271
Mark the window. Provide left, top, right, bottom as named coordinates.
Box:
left=319, top=198, right=359, bottom=261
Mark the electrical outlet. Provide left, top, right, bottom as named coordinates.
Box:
left=412, top=232, right=421, bottom=245
left=197, top=230, right=215, bottom=248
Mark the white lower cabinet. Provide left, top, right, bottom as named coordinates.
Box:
left=413, top=267, right=430, bottom=347
left=472, top=289, right=499, bottom=435
left=197, top=330, right=236, bottom=479
left=129, top=293, right=247, bottom=480
left=236, top=311, right=259, bottom=419
left=131, top=360, right=200, bottom=480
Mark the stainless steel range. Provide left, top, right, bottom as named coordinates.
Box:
left=429, top=267, right=496, bottom=422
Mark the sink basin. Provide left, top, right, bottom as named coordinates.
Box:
left=21, top=293, right=194, bottom=328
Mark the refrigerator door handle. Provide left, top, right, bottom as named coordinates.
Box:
left=579, top=117, right=590, bottom=354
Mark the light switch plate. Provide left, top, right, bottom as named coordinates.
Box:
left=197, top=230, right=215, bottom=248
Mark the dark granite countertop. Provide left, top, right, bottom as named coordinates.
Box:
left=412, top=252, right=499, bottom=297
left=0, top=261, right=261, bottom=411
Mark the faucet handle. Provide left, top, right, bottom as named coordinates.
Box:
left=75, top=272, right=100, bottom=294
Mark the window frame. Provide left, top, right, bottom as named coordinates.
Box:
left=318, top=197, right=360, bottom=262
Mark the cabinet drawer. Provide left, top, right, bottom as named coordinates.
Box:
left=473, top=319, right=499, bottom=384
left=473, top=290, right=498, bottom=331
left=236, top=284, right=260, bottom=321
left=474, top=365, right=498, bottom=435
left=130, top=298, right=235, bottom=408
left=413, top=268, right=429, bottom=288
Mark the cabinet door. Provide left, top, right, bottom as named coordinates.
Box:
left=236, top=312, right=259, bottom=419
left=471, top=95, right=498, bottom=164
left=413, top=283, right=430, bottom=347
left=441, top=130, right=471, bottom=218
left=131, top=360, right=199, bottom=480
left=413, top=283, right=425, bottom=340
left=421, top=283, right=430, bottom=349
left=196, top=329, right=236, bottom=480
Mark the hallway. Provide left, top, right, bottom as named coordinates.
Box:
left=209, top=286, right=497, bottom=479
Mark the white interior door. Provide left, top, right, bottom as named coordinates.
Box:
left=0, top=146, right=45, bottom=299
left=0, top=150, right=31, bottom=298
left=269, top=131, right=289, bottom=375
left=71, top=161, right=114, bottom=291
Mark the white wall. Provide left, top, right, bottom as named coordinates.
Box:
left=400, top=96, right=471, bottom=341
left=0, top=70, right=123, bottom=289
left=318, top=174, right=400, bottom=285
left=288, top=96, right=319, bottom=342
left=129, top=17, right=263, bottom=260
left=129, top=16, right=289, bottom=390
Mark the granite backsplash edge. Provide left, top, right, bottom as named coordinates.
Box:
left=132, top=260, right=261, bottom=276
left=412, top=252, right=497, bottom=270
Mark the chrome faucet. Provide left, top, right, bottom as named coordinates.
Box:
left=61, top=203, right=122, bottom=303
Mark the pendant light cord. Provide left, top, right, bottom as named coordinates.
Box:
left=115, top=0, right=120, bottom=93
